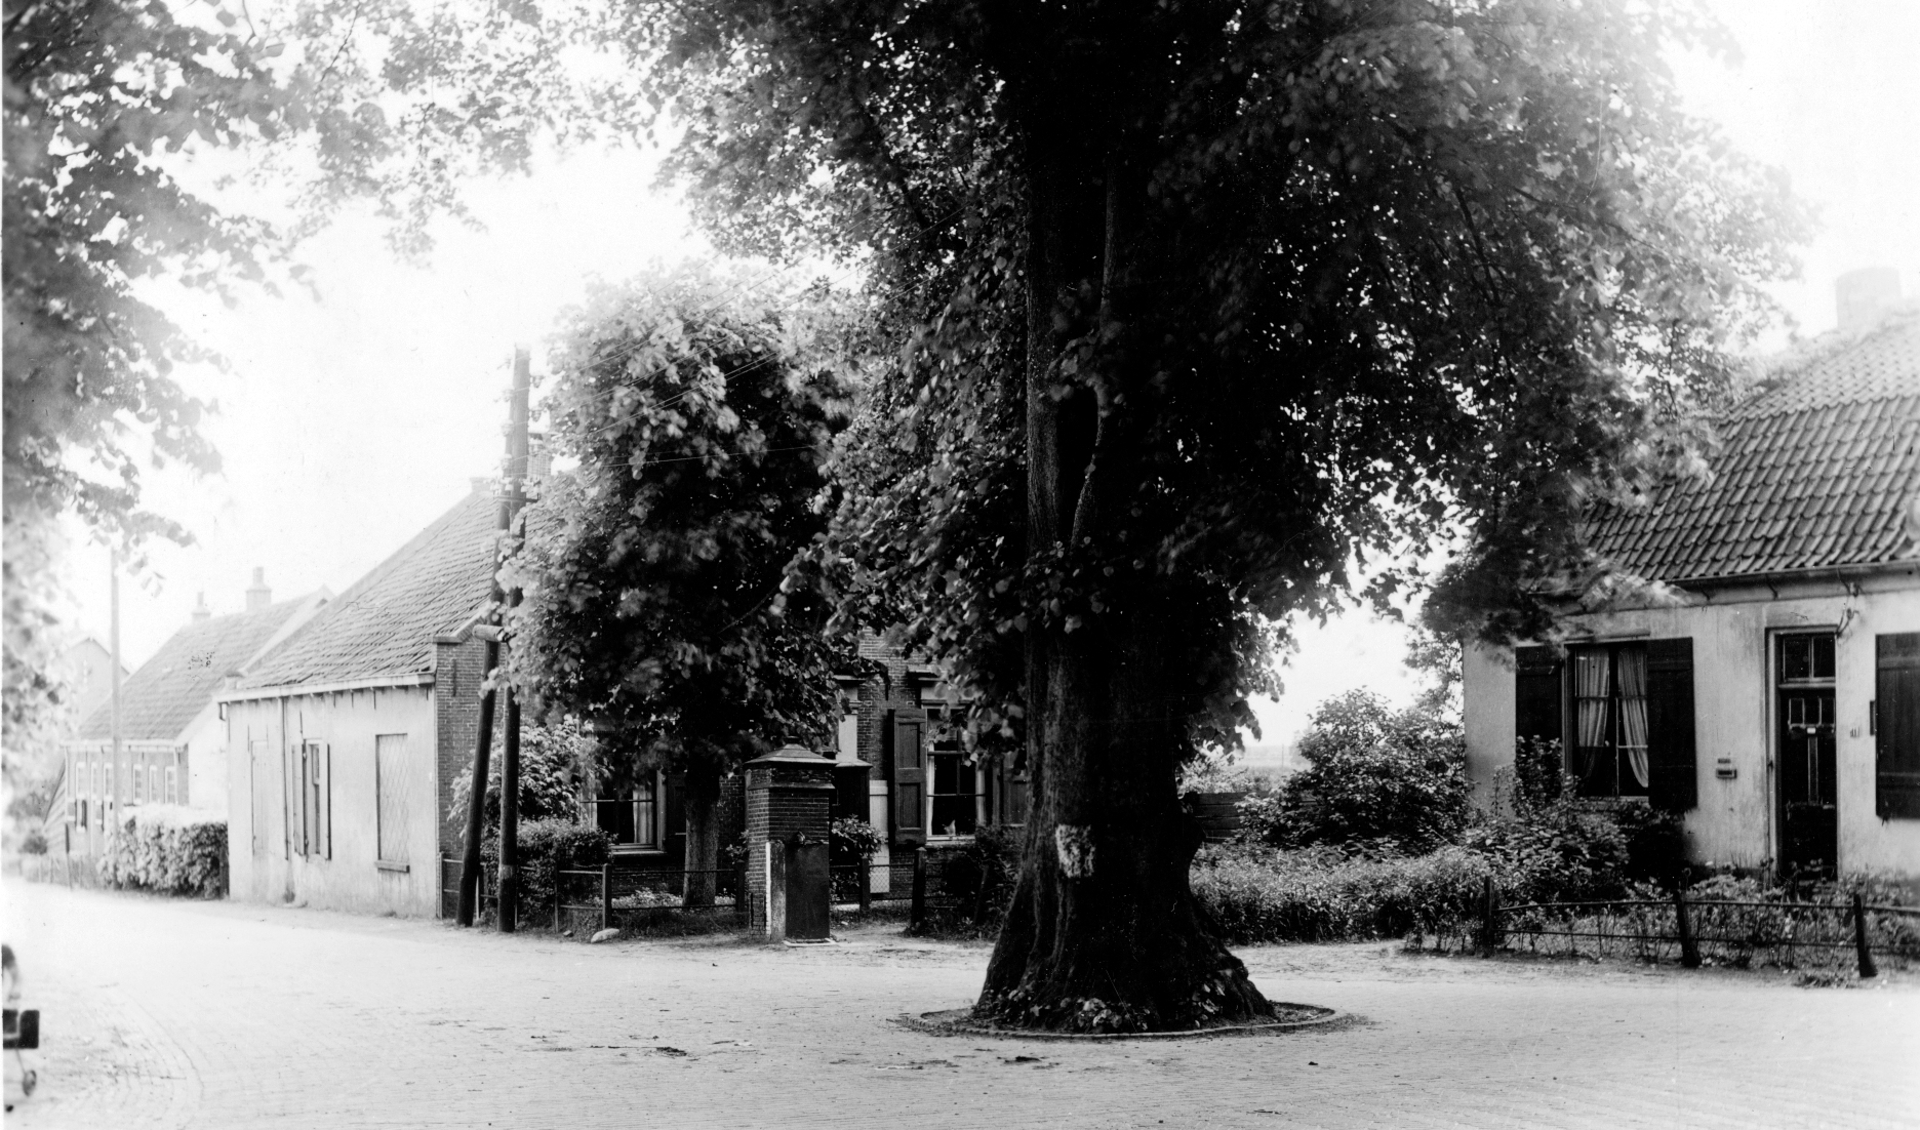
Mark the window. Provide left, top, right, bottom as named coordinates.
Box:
left=165, top=766, right=178, bottom=805
left=595, top=773, right=662, bottom=849
left=375, top=734, right=411, bottom=864
left=148, top=764, right=159, bottom=804
left=1515, top=638, right=1696, bottom=811
left=132, top=758, right=144, bottom=802
left=925, top=700, right=987, bottom=839
left=1571, top=644, right=1651, bottom=799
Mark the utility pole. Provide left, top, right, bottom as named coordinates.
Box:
left=498, top=346, right=531, bottom=933
left=456, top=347, right=532, bottom=929
left=108, top=548, right=123, bottom=843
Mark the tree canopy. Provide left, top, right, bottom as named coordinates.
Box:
left=3, top=0, right=317, bottom=784
left=218, top=0, right=1808, bottom=1032
left=502, top=264, right=855, bottom=794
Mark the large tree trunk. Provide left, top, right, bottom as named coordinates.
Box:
left=975, top=600, right=1272, bottom=1032
left=681, top=762, right=721, bottom=908
left=973, top=60, right=1272, bottom=1032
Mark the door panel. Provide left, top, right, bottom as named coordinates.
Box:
left=1778, top=632, right=1838, bottom=877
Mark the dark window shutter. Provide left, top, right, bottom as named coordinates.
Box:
left=1646, top=638, right=1697, bottom=812
left=889, top=708, right=927, bottom=846
left=1514, top=645, right=1564, bottom=746
left=1876, top=633, right=1920, bottom=819
left=320, top=743, right=332, bottom=860
left=1001, top=758, right=1029, bottom=827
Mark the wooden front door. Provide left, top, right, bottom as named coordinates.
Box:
left=1778, top=633, right=1837, bottom=877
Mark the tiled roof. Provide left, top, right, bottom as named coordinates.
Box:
left=239, top=487, right=502, bottom=690
left=1586, top=308, right=1920, bottom=584
left=77, top=598, right=315, bottom=741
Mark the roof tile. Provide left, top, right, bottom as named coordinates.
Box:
left=1588, top=309, right=1920, bottom=583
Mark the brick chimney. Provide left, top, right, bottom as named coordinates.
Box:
left=191, top=591, right=212, bottom=623
left=1837, top=267, right=1903, bottom=331
left=245, top=567, right=271, bottom=611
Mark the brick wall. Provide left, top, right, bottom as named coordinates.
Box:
left=743, top=756, right=834, bottom=935
left=433, top=636, right=492, bottom=859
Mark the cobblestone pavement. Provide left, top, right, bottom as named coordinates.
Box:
left=5, top=878, right=1917, bottom=1130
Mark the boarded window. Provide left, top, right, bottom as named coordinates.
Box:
left=376, top=734, right=412, bottom=863
left=1876, top=634, right=1920, bottom=820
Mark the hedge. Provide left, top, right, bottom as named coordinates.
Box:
left=101, top=806, right=227, bottom=898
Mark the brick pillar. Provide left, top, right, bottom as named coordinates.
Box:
left=745, top=744, right=835, bottom=939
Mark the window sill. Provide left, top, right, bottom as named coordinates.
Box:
left=376, top=860, right=411, bottom=873
left=610, top=845, right=667, bottom=856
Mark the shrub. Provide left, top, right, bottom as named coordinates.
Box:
left=480, top=819, right=612, bottom=925
left=915, top=823, right=1024, bottom=935
left=1247, top=691, right=1471, bottom=854
left=101, top=806, right=226, bottom=897
left=1461, top=795, right=1629, bottom=905
left=447, top=718, right=591, bottom=827
left=1192, top=842, right=1491, bottom=945
left=829, top=816, right=883, bottom=864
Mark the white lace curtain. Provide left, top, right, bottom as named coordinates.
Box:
left=1574, top=647, right=1650, bottom=790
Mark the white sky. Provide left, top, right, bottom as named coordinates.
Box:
left=60, top=0, right=1920, bottom=756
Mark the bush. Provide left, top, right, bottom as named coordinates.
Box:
left=447, top=718, right=591, bottom=827
left=915, top=823, right=1024, bottom=935
left=1192, top=842, right=1491, bottom=945
left=829, top=816, right=883, bottom=864
left=101, top=807, right=226, bottom=897
left=1461, top=795, right=1629, bottom=905
left=480, top=819, right=612, bottom=926
left=1242, top=691, right=1471, bottom=854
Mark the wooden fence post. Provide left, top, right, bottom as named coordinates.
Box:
left=600, top=863, right=613, bottom=933
left=859, top=858, right=872, bottom=914
left=1673, top=885, right=1701, bottom=969
left=553, top=876, right=563, bottom=934
left=909, top=848, right=928, bottom=932
left=1480, top=876, right=1502, bottom=956
left=1852, top=892, right=1879, bottom=979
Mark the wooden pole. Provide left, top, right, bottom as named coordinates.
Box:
left=601, top=862, right=613, bottom=932
left=498, top=346, right=531, bottom=933
left=1852, top=892, right=1878, bottom=979
left=910, top=847, right=927, bottom=932
left=108, top=548, right=123, bottom=844
left=453, top=651, right=498, bottom=927
left=1673, top=885, right=1701, bottom=969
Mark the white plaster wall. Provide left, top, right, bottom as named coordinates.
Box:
left=225, top=686, right=441, bottom=915
left=182, top=703, right=227, bottom=814
left=1461, top=576, right=1920, bottom=879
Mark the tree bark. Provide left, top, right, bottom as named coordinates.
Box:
left=681, top=761, right=722, bottom=908
left=973, top=56, right=1273, bottom=1032
left=976, top=600, right=1272, bottom=1032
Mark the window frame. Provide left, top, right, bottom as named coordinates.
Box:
left=922, top=699, right=989, bottom=841
left=597, top=771, right=666, bottom=853
left=1567, top=642, right=1653, bottom=801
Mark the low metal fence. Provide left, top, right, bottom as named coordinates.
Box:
left=553, top=865, right=746, bottom=934
left=1476, top=881, right=1920, bottom=976
left=439, top=849, right=997, bottom=935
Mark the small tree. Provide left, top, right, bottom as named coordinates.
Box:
left=505, top=264, right=854, bottom=905
left=1261, top=691, right=1472, bottom=855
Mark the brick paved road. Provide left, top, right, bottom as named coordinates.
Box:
left=5, top=879, right=1917, bottom=1129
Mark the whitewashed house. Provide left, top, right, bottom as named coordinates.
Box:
left=1462, top=290, right=1920, bottom=880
